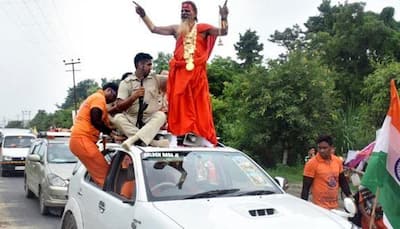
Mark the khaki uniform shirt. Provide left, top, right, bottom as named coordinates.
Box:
left=117, top=73, right=165, bottom=121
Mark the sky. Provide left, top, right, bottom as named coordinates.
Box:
left=0, top=0, right=399, bottom=125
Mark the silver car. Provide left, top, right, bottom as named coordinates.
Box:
left=24, top=132, right=77, bottom=215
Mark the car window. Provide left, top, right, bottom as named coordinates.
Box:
left=47, top=142, right=77, bottom=163
left=37, top=143, right=46, bottom=159
left=109, top=153, right=136, bottom=201
left=3, top=136, right=34, bottom=148
left=142, top=151, right=282, bottom=201
left=28, top=142, right=40, bottom=155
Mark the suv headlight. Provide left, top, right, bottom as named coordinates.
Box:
left=2, top=156, right=12, bottom=161
left=48, top=173, right=67, bottom=187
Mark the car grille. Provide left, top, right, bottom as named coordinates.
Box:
left=12, top=157, right=25, bottom=161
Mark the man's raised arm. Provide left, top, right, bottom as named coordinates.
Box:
left=133, top=1, right=177, bottom=36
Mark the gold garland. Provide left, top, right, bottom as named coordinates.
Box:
left=183, top=24, right=197, bottom=71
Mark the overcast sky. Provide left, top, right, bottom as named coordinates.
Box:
left=0, top=0, right=399, bottom=124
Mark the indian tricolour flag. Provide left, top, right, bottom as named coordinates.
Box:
left=361, top=79, right=400, bottom=228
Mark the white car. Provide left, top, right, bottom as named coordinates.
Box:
left=0, top=131, right=36, bottom=176
left=61, top=145, right=352, bottom=229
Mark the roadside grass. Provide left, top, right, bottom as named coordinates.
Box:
left=266, top=164, right=304, bottom=184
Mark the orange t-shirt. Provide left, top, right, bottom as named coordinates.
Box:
left=303, top=153, right=343, bottom=209
left=71, top=90, right=110, bottom=142
left=120, top=180, right=135, bottom=199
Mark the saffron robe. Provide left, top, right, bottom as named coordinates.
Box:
left=167, top=23, right=217, bottom=145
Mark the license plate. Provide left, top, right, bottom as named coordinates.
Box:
left=15, top=166, right=25, bottom=170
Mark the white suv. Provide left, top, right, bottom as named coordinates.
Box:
left=61, top=145, right=352, bottom=229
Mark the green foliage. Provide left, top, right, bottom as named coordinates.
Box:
left=220, top=52, right=340, bottom=166
left=101, top=77, right=121, bottom=86
left=266, top=164, right=303, bottom=183
left=303, top=1, right=400, bottom=105
left=332, top=103, right=375, bottom=156
left=52, top=109, right=74, bottom=129
left=207, top=56, right=239, bottom=97
left=5, top=120, right=24, bottom=128
left=59, top=79, right=100, bottom=109
left=234, top=29, right=264, bottom=68
left=153, top=52, right=172, bottom=74
left=361, top=62, right=400, bottom=128
left=31, top=79, right=102, bottom=130
left=269, top=24, right=306, bottom=54
left=29, top=110, right=52, bottom=131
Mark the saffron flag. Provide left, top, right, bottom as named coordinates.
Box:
left=361, top=80, right=400, bottom=228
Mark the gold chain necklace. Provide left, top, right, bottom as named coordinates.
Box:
left=183, top=24, right=197, bottom=71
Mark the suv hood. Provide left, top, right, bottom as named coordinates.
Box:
left=48, top=163, right=77, bottom=180
left=153, top=194, right=350, bottom=229
left=1, top=148, right=29, bottom=157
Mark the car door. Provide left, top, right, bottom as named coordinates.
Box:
left=96, top=151, right=137, bottom=229
left=27, top=142, right=43, bottom=195
left=25, top=142, right=40, bottom=193
left=77, top=171, right=108, bottom=229
left=31, top=142, right=46, bottom=195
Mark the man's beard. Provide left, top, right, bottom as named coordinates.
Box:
left=178, top=20, right=191, bottom=36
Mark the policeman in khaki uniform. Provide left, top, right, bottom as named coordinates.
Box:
left=112, top=53, right=169, bottom=148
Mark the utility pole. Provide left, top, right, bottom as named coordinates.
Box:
left=63, top=58, right=81, bottom=116
left=22, top=110, right=31, bottom=128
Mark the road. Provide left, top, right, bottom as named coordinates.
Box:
left=0, top=174, right=60, bottom=229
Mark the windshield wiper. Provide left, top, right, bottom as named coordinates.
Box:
left=235, top=190, right=276, bottom=196
left=184, top=189, right=240, bottom=199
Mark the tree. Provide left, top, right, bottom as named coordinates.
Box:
left=52, top=109, right=74, bottom=129
left=59, top=79, right=99, bottom=109
left=361, top=62, right=400, bottom=129
left=5, top=120, right=24, bottom=128
left=234, top=29, right=264, bottom=68
left=269, top=24, right=306, bottom=56
left=207, top=56, right=239, bottom=97
left=29, top=110, right=52, bottom=131
left=101, top=77, right=121, bottom=87
left=304, top=1, right=400, bottom=105
left=221, top=52, right=340, bottom=166
left=153, top=52, right=172, bottom=74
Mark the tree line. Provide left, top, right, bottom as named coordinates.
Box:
left=11, top=0, right=400, bottom=168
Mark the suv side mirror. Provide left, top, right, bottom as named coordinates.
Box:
left=27, top=154, right=41, bottom=162
left=274, top=176, right=289, bottom=191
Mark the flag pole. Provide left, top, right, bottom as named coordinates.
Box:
left=369, top=187, right=380, bottom=229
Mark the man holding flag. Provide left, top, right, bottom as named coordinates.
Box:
left=361, top=79, right=400, bottom=229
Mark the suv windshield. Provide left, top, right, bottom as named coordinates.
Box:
left=47, top=141, right=77, bottom=163
left=142, top=151, right=281, bottom=201
left=3, top=136, right=34, bottom=148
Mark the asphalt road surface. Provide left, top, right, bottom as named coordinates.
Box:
left=0, top=174, right=60, bottom=229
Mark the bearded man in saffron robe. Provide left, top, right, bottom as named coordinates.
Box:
left=134, top=1, right=229, bottom=146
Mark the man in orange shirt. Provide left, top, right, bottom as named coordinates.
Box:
left=301, top=135, right=352, bottom=209
left=133, top=1, right=229, bottom=146
left=70, top=82, right=122, bottom=187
